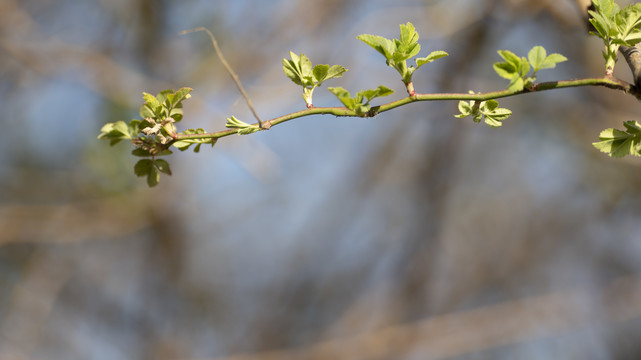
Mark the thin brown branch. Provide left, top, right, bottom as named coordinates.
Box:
left=206, top=276, right=641, bottom=360
left=180, top=27, right=266, bottom=128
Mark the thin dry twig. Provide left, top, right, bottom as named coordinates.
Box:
left=180, top=27, right=266, bottom=128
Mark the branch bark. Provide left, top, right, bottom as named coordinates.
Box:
left=620, top=44, right=641, bottom=88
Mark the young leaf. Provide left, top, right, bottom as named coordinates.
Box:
left=225, top=116, right=260, bottom=135
left=493, top=62, right=518, bottom=80
left=312, top=64, right=329, bottom=84
left=359, top=85, right=394, bottom=102
left=328, top=87, right=356, bottom=109
left=357, top=34, right=395, bottom=60
left=172, top=140, right=192, bottom=151
left=283, top=51, right=304, bottom=86
left=593, top=120, right=641, bottom=157
left=508, top=77, right=525, bottom=92
left=593, top=0, right=619, bottom=20
left=528, top=46, right=546, bottom=71
left=299, top=53, right=313, bottom=85
left=415, top=50, right=449, bottom=68
left=134, top=159, right=154, bottom=177
left=146, top=167, right=160, bottom=187
left=325, top=65, right=347, bottom=81
left=393, top=23, right=420, bottom=60
left=498, top=50, right=522, bottom=68
left=519, top=56, right=530, bottom=77
left=454, top=101, right=473, bottom=118
left=539, top=53, right=568, bottom=70
left=154, top=159, right=172, bottom=175
left=98, top=120, right=133, bottom=145
left=616, top=4, right=641, bottom=45
left=143, top=92, right=161, bottom=112
left=172, top=87, right=193, bottom=107
left=132, top=148, right=153, bottom=157
left=134, top=159, right=161, bottom=187
left=399, top=22, right=419, bottom=46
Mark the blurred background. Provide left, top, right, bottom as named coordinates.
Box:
left=2, top=0, right=641, bottom=359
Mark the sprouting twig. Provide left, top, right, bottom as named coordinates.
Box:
left=180, top=27, right=265, bottom=128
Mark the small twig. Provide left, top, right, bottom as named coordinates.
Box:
left=180, top=27, right=266, bottom=128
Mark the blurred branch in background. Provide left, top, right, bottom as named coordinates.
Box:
left=209, top=276, right=641, bottom=360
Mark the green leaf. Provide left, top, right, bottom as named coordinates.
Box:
left=484, top=115, right=503, bottom=128
left=359, top=85, right=394, bottom=103
left=146, top=167, right=160, bottom=187
left=399, top=22, right=419, bottom=46
left=225, top=116, right=259, bottom=135
left=299, top=54, right=313, bottom=86
left=139, top=104, right=155, bottom=119
left=172, top=87, right=193, bottom=106
left=528, top=46, right=546, bottom=71
left=623, top=119, right=641, bottom=134
left=154, top=159, right=172, bottom=175
left=539, top=53, right=568, bottom=70
left=325, top=65, right=347, bottom=81
left=520, top=56, right=530, bottom=77
left=487, top=108, right=512, bottom=121
left=415, top=50, right=449, bottom=68
left=357, top=34, right=395, bottom=60
left=312, top=64, right=329, bottom=83
left=172, top=140, right=192, bottom=151
left=455, top=101, right=472, bottom=118
left=143, top=92, right=160, bottom=110
left=479, top=100, right=512, bottom=128
left=593, top=0, right=619, bottom=20
left=134, top=159, right=154, bottom=177
left=132, top=148, right=153, bottom=157
left=484, top=100, right=499, bottom=111
left=283, top=51, right=304, bottom=86
left=134, top=159, right=161, bottom=187
left=589, top=12, right=611, bottom=39
left=493, top=62, right=518, bottom=80
left=328, top=85, right=392, bottom=113
left=97, top=120, right=133, bottom=145
left=507, top=77, right=525, bottom=92
left=593, top=121, right=641, bottom=157
left=616, top=4, right=641, bottom=45
left=497, top=50, right=521, bottom=67
left=328, top=86, right=356, bottom=109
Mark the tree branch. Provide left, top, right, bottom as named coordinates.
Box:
left=172, top=76, right=634, bottom=143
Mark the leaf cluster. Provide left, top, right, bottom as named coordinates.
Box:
left=589, top=0, right=641, bottom=71
left=327, top=85, right=394, bottom=115
left=455, top=97, right=512, bottom=128
left=593, top=120, right=641, bottom=157
left=98, top=87, right=203, bottom=187
left=357, top=22, right=448, bottom=91
left=493, top=46, right=567, bottom=92
left=282, top=52, right=346, bottom=107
